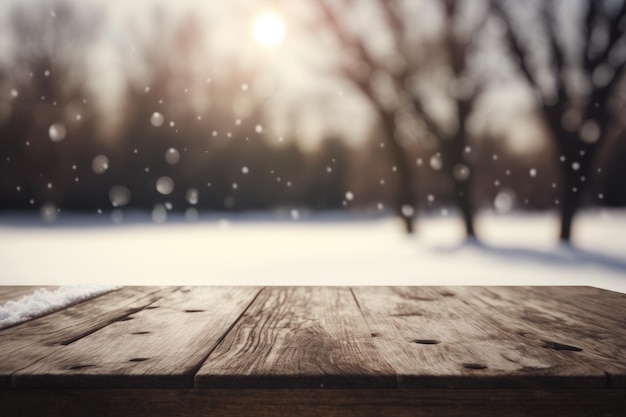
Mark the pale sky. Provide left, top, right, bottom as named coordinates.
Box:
left=0, top=0, right=547, bottom=150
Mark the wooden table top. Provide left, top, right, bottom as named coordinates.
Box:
left=1, top=286, right=625, bottom=416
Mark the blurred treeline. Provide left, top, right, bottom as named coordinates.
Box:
left=0, top=0, right=625, bottom=240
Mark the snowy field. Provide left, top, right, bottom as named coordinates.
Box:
left=1, top=209, right=625, bottom=293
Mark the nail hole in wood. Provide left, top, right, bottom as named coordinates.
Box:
left=131, top=331, right=150, bottom=335
left=412, top=339, right=441, bottom=345
left=129, top=358, right=149, bottom=362
left=68, top=364, right=96, bottom=371
left=391, top=312, right=423, bottom=317
left=184, top=309, right=205, bottom=313
left=463, top=363, right=488, bottom=370
left=441, top=291, right=455, bottom=297
left=371, top=333, right=380, bottom=338
left=542, top=340, right=582, bottom=352
left=401, top=295, right=435, bottom=301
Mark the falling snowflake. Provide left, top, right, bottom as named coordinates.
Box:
left=453, top=164, right=470, bottom=181
left=92, top=155, right=109, bottom=174
left=165, top=148, right=180, bottom=165
left=109, top=185, right=131, bottom=207
left=429, top=154, right=442, bottom=170
left=49, top=123, right=67, bottom=142
left=186, top=189, right=199, bottom=205
left=156, top=176, right=175, bottom=195
left=150, top=112, right=164, bottom=127
left=40, top=203, right=57, bottom=223
left=401, top=205, right=414, bottom=217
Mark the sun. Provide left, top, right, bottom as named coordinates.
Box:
left=253, top=11, right=285, bottom=48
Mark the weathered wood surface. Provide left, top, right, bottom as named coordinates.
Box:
left=0, top=286, right=624, bottom=416
left=196, top=287, right=396, bottom=388
left=0, top=286, right=176, bottom=387
left=352, top=287, right=606, bottom=388
left=525, top=286, right=626, bottom=331
left=451, top=286, right=626, bottom=388
left=12, top=287, right=261, bottom=388
left=0, top=286, right=58, bottom=306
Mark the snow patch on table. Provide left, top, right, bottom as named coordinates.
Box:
left=0, top=285, right=117, bottom=330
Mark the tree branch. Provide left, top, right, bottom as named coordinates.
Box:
left=541, top=0, right=567, bottom=107
left=408, top=95, right=448, bottom=141
left=582, top=1, right=626, bottom=127
left=315, top=0, right=378, bottom=83
left=490, top=0, right=544, bottom=102
left=584, top=60, right=626, bottom=130
left=583, top=0, right=599, bottom=70
left=588, top=1, right=626, bottom=72
left=378, top=0, right=407, bottom=53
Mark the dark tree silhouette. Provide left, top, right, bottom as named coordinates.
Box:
left=0, top=0, right=102, bottom=209
left=311, top=0, right=418, bottom=233
left=492, top=0, right=626, bottom=242
left=378, top=0, right=487, bottom=238
left=311, top=0, right=488, bottom=237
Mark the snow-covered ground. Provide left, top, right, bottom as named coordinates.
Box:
left=0, top=209, right=625, bottom=293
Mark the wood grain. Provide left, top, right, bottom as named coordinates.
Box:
left=195, top=287, right=396, bottom=388
left=0, top=286, right=174, bottom=387
left=12, top=287, right=261, bottom=388
left=451, top=286, right=626, bottom=387
left=2, top=283, right=625, bottom=408
left=352, top=287, right=607, bottom=388
left=1, top=388, right=624, bottom=417
left=524, top=286, right=626, bottom=332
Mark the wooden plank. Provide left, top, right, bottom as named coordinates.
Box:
left=0, top=286, right=175, bottom=388
left=352, top=287, right=607, bottom=388
left=524, top=286, right=626, bottom=331
left=451, top=286, right=626, bottom=387
left=12, top=287, right=261, bottom=388
left=0, top=286, right=59, bottom=306
left=1, top=388, right=624, bottom=417
left=195, top=287, right=396, bottom=388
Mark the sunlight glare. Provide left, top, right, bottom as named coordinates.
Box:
left=253, top=11, right=285, bottom=48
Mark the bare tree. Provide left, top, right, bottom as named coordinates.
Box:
left=310, top=1, right=418, bottom=233
left=392, top=0, right=486, bottom=238
left=492, top=0, right=626, bottom=242
left=309, top=0, right=488, bottom=237
left=0, top=0, right=102, bottom=208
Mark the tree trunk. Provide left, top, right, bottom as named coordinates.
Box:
left=402, top=212, right=414, bottom=234
left=454, top=178, right=476, bottom=238
left=443, top=123, right=476, bottom=240
left=379, top=109, right=417, bottom=235
left=557, top=141, right=594, bottom=243
left=559, top=169, right=582, bottom=242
